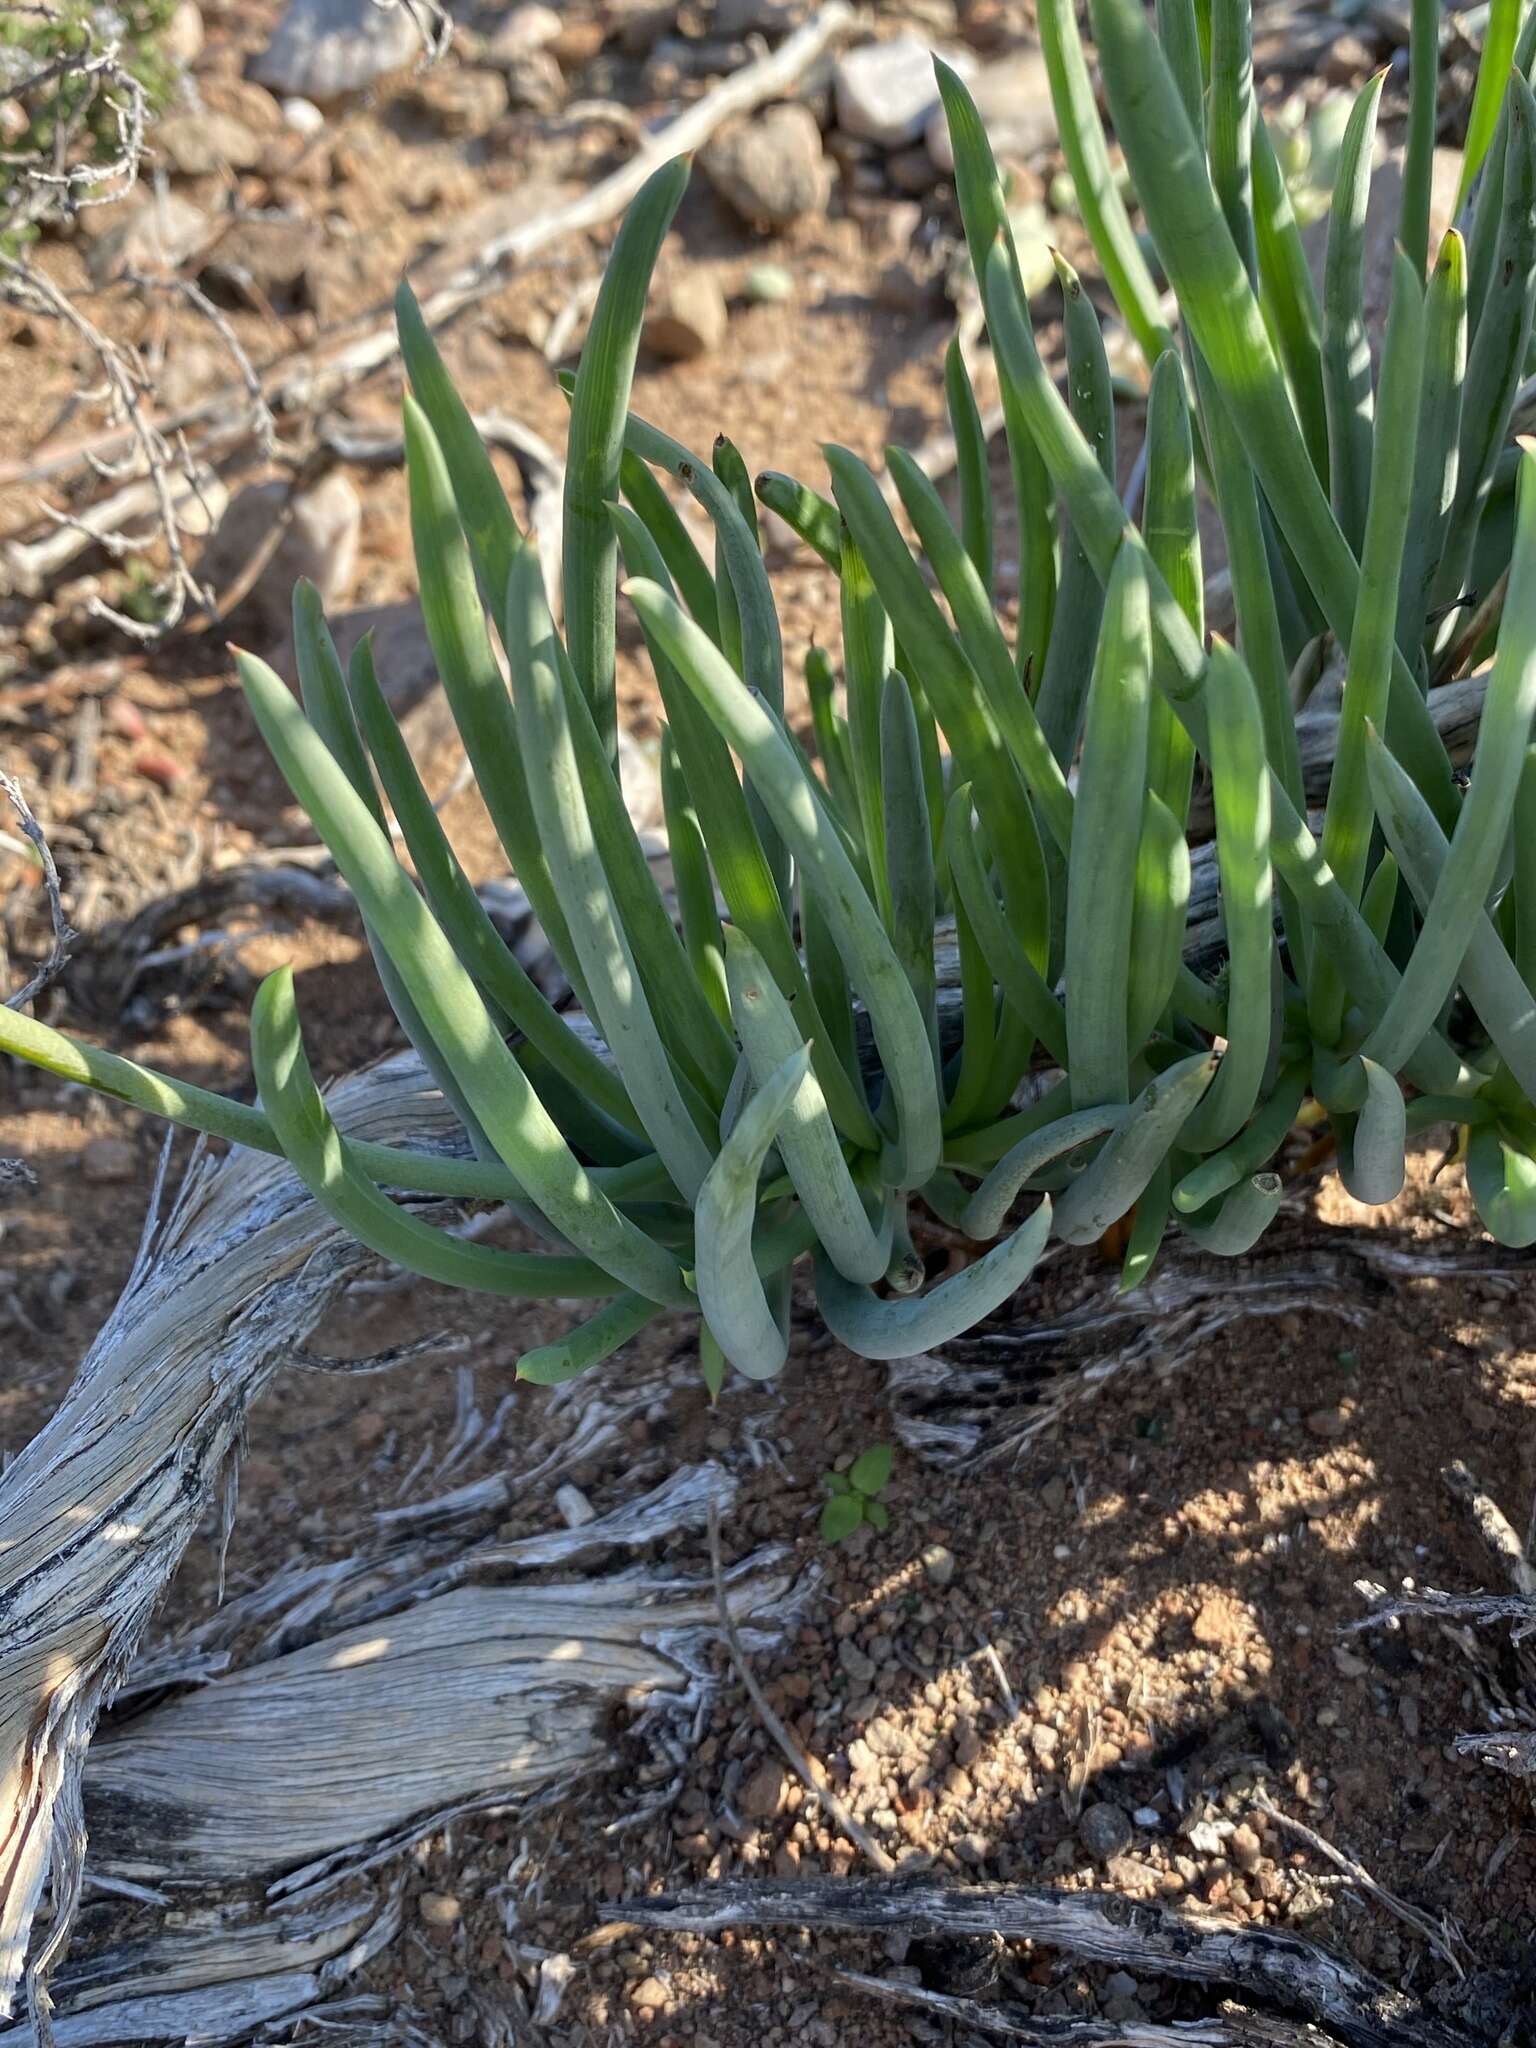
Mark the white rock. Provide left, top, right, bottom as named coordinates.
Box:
left=86, top=191, right=212, bottom=283
left=251, top=0, right=424, bottom=102
left=555, top=1483, right=597, bottom=1528
left=484, top=1, right=562, bottom=61
left=702, top=101, right=830, bottom=229
left=198, top=473, right=361, bottom=636
left=834, top=34, right=969, bottom=150
left=282, top=94, right=327, bottom=133
left=164, top=0, right=206, bottom=67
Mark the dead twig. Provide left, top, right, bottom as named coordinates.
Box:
left=0, top=253, right=214, bottom=636
left=706, top=1501, right=897, bottom=1873
left=1443, top=1459, right=1536, bottom=1598
left=619, top=1877, right=1472, bottom=2048
left=835, top=1969, right=1342, bottom=2048
left=1250, top=1791, right=1468, bottom=1980
left=1, top=769, right=73, bottom=1010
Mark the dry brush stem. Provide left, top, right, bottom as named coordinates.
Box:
left=620, top=1877, right=1473, bottom=2048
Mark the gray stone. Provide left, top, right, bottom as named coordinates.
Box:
left=834, top=34, right=968, bottom=149
left=406, top=64, right=510, bottom=135
left=714, top=0, right=801, bottom=33
left=838, top=1637, right=876, bottom=1684
left=925, top=46, right=1054, bottom=171
left=154, top=109, right=264, bottom=175
left=251, top=0, right=424, bottom=101
left=198, top=473, right=360, bottom=636
left=702, top=102, right=831, bottom=230
left=1078, top=1800, right=1134, bottom=1862
left=643, top=270, right=729, bottom=360
left=164, top=0, right=205, bottom=67
left=484, top=1, right=561, bottom=60
left=86, top=191, right=212, bottom=283
left=921, top=1542, right=956, bottom=1586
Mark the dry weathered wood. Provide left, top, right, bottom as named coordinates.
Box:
left=1, top=1888, right=401, bottom=2048
left=619, top=1877, right=1474, bottom=2048
left=0, top=1047, right=596, bottom=2022
left=87, top=1563, right=790, bottom=1888
left=835, top=1968, right=1344, bottom=2048
left=887, top=1226, right=1536, bottom=1467
left=0, top=1180, right=798, bottom=2032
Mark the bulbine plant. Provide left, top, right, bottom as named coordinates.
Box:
left=7, top=0, right=1536, bottom=1387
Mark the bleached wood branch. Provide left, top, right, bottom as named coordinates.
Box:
left=0, top=1052, right=502, bottom=2024
left=619, top=1877, right=1473, bottom=2048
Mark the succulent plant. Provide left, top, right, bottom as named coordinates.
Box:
left=8, top=0, right=1536, bottom=1386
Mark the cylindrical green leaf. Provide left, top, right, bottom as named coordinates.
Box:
left=812, top=1196, right=1051, bottom=1360
left=828, top=442, right=1052, bottom=971
left=1311, top=249, right=1425, bottom=1043
left=695, top=1046, right=809, bottom=1379
left=1182, top=640, right=1275, bottom=1150
left=1030, top=9, right=1175, bottom=371
left=517, top=1292, right=662, bottom=1383
left=1127, top=788, right=1192, bottom=1050
left=623, top=576, right=942, bottom=1185
left=504, top=550, right=716, bottom=1198
left=1368, top=449, right=1536, bottom=1074
left=1207, top=0, right=1258, bottom=286
left=250, top=966, right=608, bottom=1299
left=1033, top=252, right=1116, bottom=771
left=1066, top=545, right=1151, bottom=1108
left=944, top=335, right=995, bottom=595
left=1399, top=0, right=1439, bottom=277
left=1177, top=1171, right=1283, bottom=1253
left=661, top=729, right=729, bottom=1030
left=1396, top=230, right=1466, bottom=664
left=1432, top=71, right=1536, bottom=626
left=1321, top=75, right=1384, bottom=558
left=236, top=649, right=690, bottom=1305
left=881, top=672, right=939, bottom=1069
left=1052, top=1053, right=1219, bottom=1245
left=725, top=929, right=888, bottom=1283
left=962, top=1105, right=1121, bottom=1241
left=1142, top=349, right=1202, bottom=825
left=562, top=156, right=688, bottom=759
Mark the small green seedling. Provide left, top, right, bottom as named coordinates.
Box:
left=821, top=1442, right=893, bottom=1544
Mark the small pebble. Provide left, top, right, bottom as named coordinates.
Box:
left=744, top=263, right=794, bottom=303
left=921, top=1542, right=956, bottom=1587
left=1078, top=1801, right=1133, bottom=1862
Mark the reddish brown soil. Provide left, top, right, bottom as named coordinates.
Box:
left=2, top=3, right=1531, bottom=2042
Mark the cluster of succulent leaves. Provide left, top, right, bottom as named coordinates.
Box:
left=10, top=0, right=1536, bottom=1387
left=821, top=1444, right=894, bottom=1546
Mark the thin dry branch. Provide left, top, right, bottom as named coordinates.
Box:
left=835, top=1968, right=1344, bottom=2048
left=0, top=254, right=214, bottom=636
left=0, top=769, right=73, bottom=1010
left=706, top=1502, right=896, bottom=1874
left=1250, top=1793, right=1467, bottom=1979
left=619, top=1877, right=1472, bottom=2048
